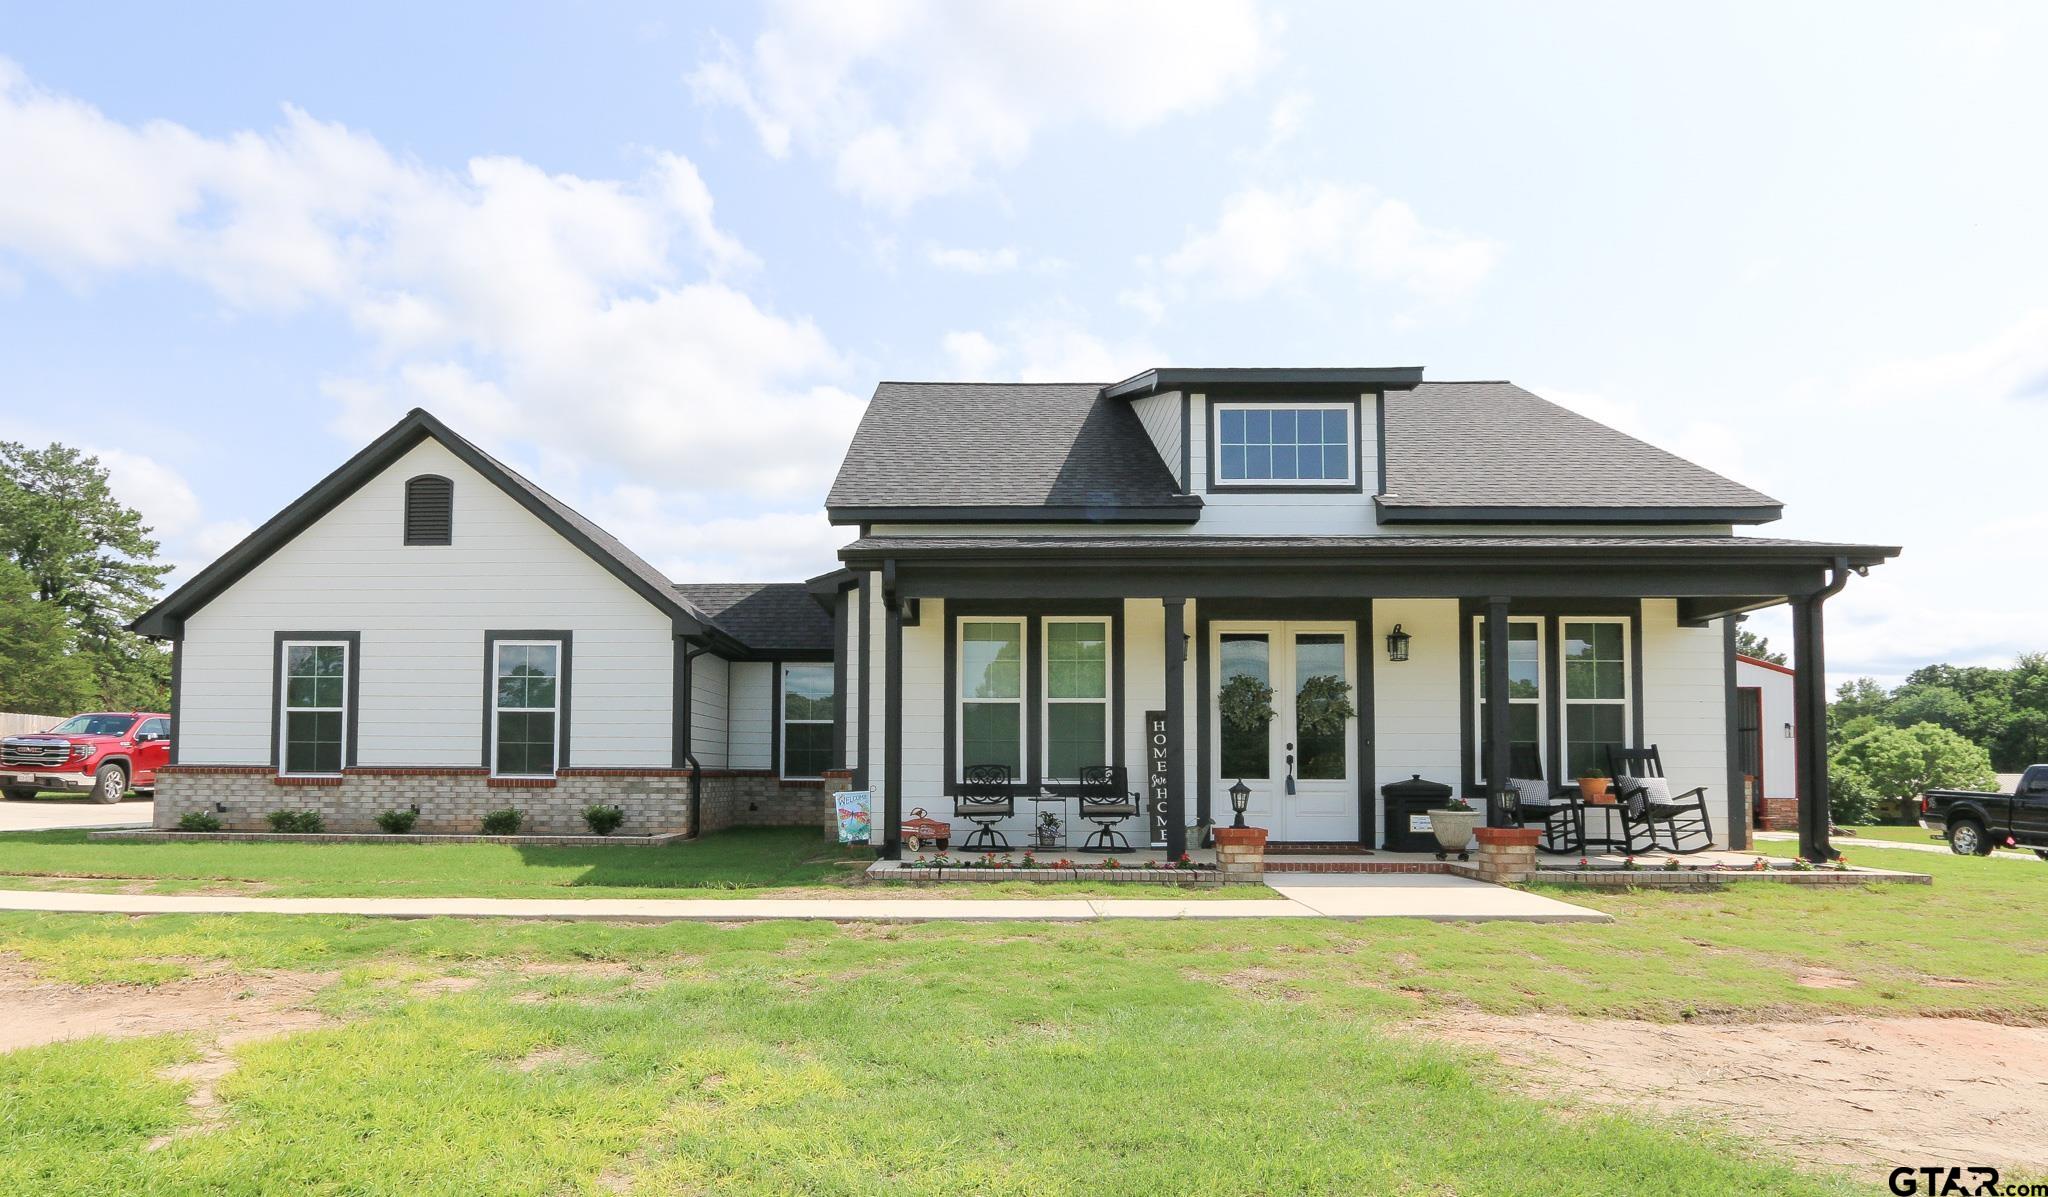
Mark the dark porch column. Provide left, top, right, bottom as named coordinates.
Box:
left=1163, top=598, right=1188, bottom=859
left=882, top=586, right=904, bottom=860
left=1791, top=593, right=1835, bottom=862
left=1483, top=596, right=1512, bottom=828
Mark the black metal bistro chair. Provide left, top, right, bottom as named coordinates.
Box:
left=1606, top=746, right=1714, bottom=854
left=1502, top=778, right=1582, bottom=854
left=1074, top=765, right=1142, bottom=854
left=955, top=764, right=1016, bottom=851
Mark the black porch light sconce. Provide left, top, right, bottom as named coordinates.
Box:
left=1229, top=778, right=1251, bottom=829
left=897, top=597, right=921, bottom=627
left=1783, top=722, right=1794, bottom=739
left=1384, top=623, right=1411, bottom=662
left=214, top=801, right=226, bottom=814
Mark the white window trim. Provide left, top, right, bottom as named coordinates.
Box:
left=492, top=638, right=562, bottom=778
left=1211, top=399, right=1357, bottom=487
left=1041, top=615, right=1113, bottom=782
left=278, top=639, right=349, bottom=778
left=1562, top=616, right=1632, bottom=777
left=1472, top=617, right=1545, bottom=783
left=956, top=617, right=1026, bottom=782
left=779, top=663, right=834, bottom=780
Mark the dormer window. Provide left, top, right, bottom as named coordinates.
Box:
left=403, top=474, right=453, bottom=545
left=1212, top=401, right=1356, bottom=488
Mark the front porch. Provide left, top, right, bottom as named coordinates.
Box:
left=845, top=534, right=1898, bottom=868
left=866, top=844, right=1929, bottom=880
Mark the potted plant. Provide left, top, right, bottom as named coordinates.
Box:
left=1426, top=795, right=1483, bottom=861
left=1034, top=808, right=1062, bottom=850
left=1577, top=766, right=1612, bottom=803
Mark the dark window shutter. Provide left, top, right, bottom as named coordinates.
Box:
left=404, top=475, right=453, bottom=545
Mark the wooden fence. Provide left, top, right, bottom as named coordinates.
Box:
left=0, top=713, right=60, bottom=737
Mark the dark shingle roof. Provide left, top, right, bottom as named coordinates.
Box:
left=826, top=382, right=1200, bottom=522
left=671, top=583, right=834, bottom=654
left=1379, top=383, right=1781, bottom=521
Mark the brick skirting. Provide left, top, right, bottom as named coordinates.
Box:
left=155, top=764, right=842, bottom=838
left=1757, top=797, right=1799, bottom=830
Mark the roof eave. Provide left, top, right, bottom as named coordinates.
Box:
left=131, top=408, right=715, bottom=641
left=1102, top=366, right=1427, bottom=401
left=1375, top=501, right=1784, bottom=526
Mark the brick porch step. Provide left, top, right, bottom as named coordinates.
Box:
left=1263, top=841, right=1376, bottom=855
left=1263, top=860, right=1455, bottom=874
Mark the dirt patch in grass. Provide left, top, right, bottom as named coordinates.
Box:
left=1421, top=1012, right=2048, bottom=1179
left=0, top=960, right=334, bottom=1054
left=509, top=1045, right=594, bottom=1073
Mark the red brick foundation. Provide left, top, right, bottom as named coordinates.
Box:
left=1473, top=826, right=1541, bottom=884
left=1757, top=797, right=1799, bottom=830
left=1212, top=826, right=1269, bottom=880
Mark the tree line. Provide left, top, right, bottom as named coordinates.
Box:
left=0, top=442, right=171, bottom=714
left=1745, top=631, right=2035, bottom=825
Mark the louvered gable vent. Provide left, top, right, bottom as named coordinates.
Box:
left=404, top=474, right=453, bottom=545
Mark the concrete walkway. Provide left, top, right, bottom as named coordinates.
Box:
left=1753, top=830, right=2037, bottom=860
left=0, top=875, right=1610, bottom=924
left=0, top=799, right=153, bottom=832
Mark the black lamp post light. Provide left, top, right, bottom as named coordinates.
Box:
left=1229, top=779, right=1251, bottom=829
left=1385, top=623, right=1411, bottom=662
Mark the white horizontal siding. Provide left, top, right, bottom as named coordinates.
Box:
left=729, top=661, right=773, bottom=771
left=1130, top=391, right=1183, bottom=488
left=689, top=652, right=730, bottom=769
left=178, top=438, right=673, bottom=768
left=1373, top=599, right=1462, bottom=844
left=1736, top=657, right=1797, bottom=801
left=1641, top=601, right=1732, bottom=845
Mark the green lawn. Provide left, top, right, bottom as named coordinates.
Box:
left=0, top=828, right=1275, bottom=900
left=1832, top=823, right=1948, bottom=845
left=0, top=842, right=2042, bottom=1193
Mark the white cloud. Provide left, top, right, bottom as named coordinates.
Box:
left=941, top=319, right=1161, bottom=383
left=941, top=330, right=1004, bottom=378
left=689, top=0, right=1276, bottom=211
left=0, top=62, right=861, bottom=509
left=1544, top=310, right=2048, bottom=689
left=89, top=447, right=202, bottom=538
left=925, top=244, right=1020, bottom=274
left=1160, top=182, right=1500, bottom=306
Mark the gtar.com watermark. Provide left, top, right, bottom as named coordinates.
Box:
left=1889, top=1166, right=2048, bottom=1196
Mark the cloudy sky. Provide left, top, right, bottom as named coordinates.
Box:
left=3, top=2, right=2044, bottom=687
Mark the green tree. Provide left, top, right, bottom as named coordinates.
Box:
left=0, top=441, right=171, bottom=709
left=0, top=559, right=95, bottom=713
left=1734, top=627, right=1786, bottom=665
left=1829, top=721, right=1997, bottom=825
left=1829, top=677, right=1892, bottom=747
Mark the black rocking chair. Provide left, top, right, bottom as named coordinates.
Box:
left=1606, top=746, right=1714, bottom=854
left=1074, top=765, right=1141, bottom=854
left=1503, top=780, right=1582, bottom=854
left=955, top=764, right=1016, bottom=851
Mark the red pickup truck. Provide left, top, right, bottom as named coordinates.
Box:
left=1, top=712, right=172, bottom=803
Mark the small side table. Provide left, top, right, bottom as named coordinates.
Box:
left=1027, top=793, right=1068, bottom=852
left=1577, top=803, right=1629, bottom=852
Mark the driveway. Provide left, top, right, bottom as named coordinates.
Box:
left=0, top=798, right=154, bottom=832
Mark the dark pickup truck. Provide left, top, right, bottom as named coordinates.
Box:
left=1920, top=764, right=2048, bottom=858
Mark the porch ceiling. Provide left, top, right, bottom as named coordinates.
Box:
left=841, top=534, right=1899, bottom=606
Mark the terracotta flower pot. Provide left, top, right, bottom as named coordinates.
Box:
left=1578, top=777, right=1613, bottom=804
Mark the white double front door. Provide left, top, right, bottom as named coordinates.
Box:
left=1209, top=621, right=1359, bottom=842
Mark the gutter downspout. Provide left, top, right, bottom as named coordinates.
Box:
left=679, top=640, right=714, bottom=840
left=1794, top=556, right=1855, bottom=862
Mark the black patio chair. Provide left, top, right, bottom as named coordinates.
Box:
left=955, top=764, right=1016, bottom=851
left=1502, top=778, right=1582, bottom=854
left=1606, top=746, right=1714, bottom=854
left=1074, top=765, right=1141, bottom=854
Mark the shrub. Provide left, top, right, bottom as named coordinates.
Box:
left=176, top=811, right=221, bottom=832
left=266, top=809, right=325, bottom=834
left=1830, top=721, right=1995, bottom=825
left=480, top=807, right=524, bottom=835
left=583, top=804, right=624, bottom=835
left=375, top=808, right=419, bottom=834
